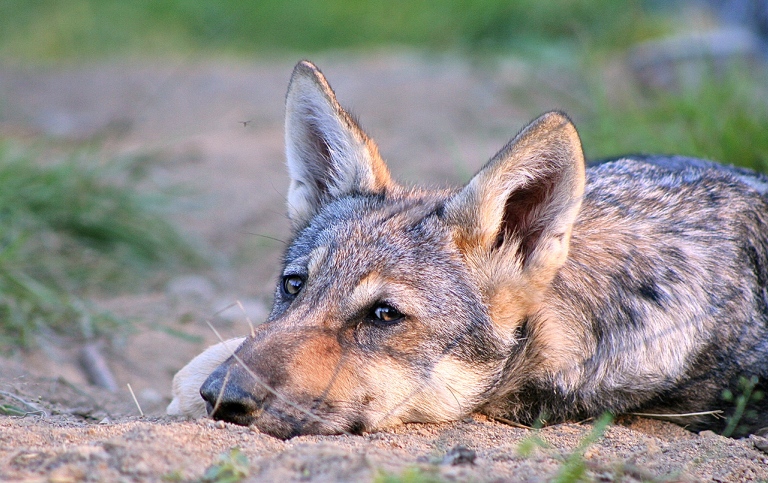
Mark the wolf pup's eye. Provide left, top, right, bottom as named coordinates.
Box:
left=371, top=303, right=404, bottom=325
left=282, top=275, right=304, bottom=296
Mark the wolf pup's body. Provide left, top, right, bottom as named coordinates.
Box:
left=173, top=61, right=768, bottom=439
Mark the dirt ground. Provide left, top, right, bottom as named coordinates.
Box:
left=1, top=53, right=767, bottom=482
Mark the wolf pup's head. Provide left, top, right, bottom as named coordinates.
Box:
left=200, top=61, right=585, bottom=438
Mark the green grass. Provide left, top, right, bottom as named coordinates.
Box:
left=511, top=63, right=768, bottom=173
left=580, top=68, right=768, bottom=171
left=551, top=414, right=613, bottom=483
left=0, top=0, right=669, bottom=61
left=375, top=467, right=443, bottom=483
left=201, top=447, right=250, bottom=483
left=0, top=144, right=204, bottom=349
left=721, top=375, right=764, bottom=438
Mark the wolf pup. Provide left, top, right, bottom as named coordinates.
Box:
left=170, top=60, right=768, bottom=439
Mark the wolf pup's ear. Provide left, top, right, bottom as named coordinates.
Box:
left=444, top=112, right=585, bottom=284
left=284, top=61, right=395, bottom=228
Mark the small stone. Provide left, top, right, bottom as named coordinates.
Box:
left=750, top=435, right=768, bottom=455
left=644, top=438, right=661, bottom=455
left=133, top=461, right=151, bottom=475
left=583, top=447, right=599, bottom=459
left=48, top=466, right=82, bottom=483
left=699, top=430, right=718, bottom=439
left=442, top=445, right=476, bottom=466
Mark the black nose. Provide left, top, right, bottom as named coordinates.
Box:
left=200, top=369, right=262, bottom=426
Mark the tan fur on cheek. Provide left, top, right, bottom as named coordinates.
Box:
left=357, top=359, right=421, bottom=429
left=419, top=357, right=491, bottom=419
left=358, top=357, right=490, bottom=430
left=287, top=333, right=361, bottom=404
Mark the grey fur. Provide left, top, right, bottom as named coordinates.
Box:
left=199, top=61, right=768, bottom=439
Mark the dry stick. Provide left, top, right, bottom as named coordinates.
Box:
left=213, top=301, right=239, bottom=317
left=235, top=300, right=256, bottom=338
left=54, top=376, right=114, bottom=419
left=628, top=410, right=724, bottom=419
left=0, top=390, right=48, bottom=417
left=126, top=383, right=144, bottom=417
left=79, top=343, right=119, bottom=392
left=205, top=335, right=243, bottom=421
left=493, top=411, right=723, bottom=429
left=210, top=366, right=232, bottom=419
left=491, top=416, right=534, bottom=430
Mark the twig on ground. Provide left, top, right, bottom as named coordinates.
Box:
left=56, top=376, right=112, bottom=417
left=628, top=410, right=724, bottom=419
left=126, top=383, right=144, bottom=417
left=491, top=416, right=534, bottom=430
left=0, top=390, right=48, bottom=417
left=79, top=342, right=119, bottom=392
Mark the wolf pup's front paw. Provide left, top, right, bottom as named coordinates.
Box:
left=167, top=337, right=247, bottom=419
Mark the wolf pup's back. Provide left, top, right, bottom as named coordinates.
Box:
left=178, top=60, right=768, bottom=438
left=482, top=156, right=768, bottom=436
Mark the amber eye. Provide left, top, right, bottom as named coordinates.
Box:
left=371, top=303, right=404, bottom=325
left=282, top=275, right=304, bottom=296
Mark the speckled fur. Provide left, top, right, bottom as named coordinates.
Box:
left=192, top=61, right=768, bottom=439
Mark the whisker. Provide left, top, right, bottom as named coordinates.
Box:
left=241, top=232, right=287, bottom=245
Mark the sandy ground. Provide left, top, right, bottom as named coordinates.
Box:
left=1, top=53, right=767, bottom=482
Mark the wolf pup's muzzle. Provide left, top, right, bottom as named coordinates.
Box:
left=200, top=362, right=263, bottom=427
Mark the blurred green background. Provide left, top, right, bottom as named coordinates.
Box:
left=0, top=0, right=667, bottom=59
left=1, top=0, right=765, bottom=164
left=0, top=0, right=767, bottom=350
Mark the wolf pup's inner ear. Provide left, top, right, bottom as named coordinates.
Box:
left=284, top=61, right=395, bottom=228
left=444, top=111, right=585, bottom=279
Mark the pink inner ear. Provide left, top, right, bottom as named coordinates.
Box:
left=498, top=175, right=557, bottom=262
